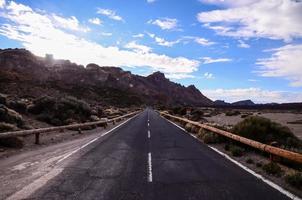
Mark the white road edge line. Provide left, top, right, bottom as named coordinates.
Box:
left=148, top=130, right=151, bottom=139
left=162, top=116, right=301, bottom=200
left=57, top=114, right=138, bottom=164
left=6, top=113, right=139, bottom=200
left=148, top=152, right=153, bottom=182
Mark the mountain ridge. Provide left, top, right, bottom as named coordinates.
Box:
left=0, top=48, right=213, bottom=107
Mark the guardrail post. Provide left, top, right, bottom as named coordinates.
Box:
left=35, top=133, right=40, bottom=144
left=112, top=120, right=116, bottom=125
left=78, top=128, right=82, bottom=134
left=270, top=141, right=279, bottom=162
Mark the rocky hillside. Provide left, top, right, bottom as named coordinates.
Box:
left=0, top=48, right=212, bottom=107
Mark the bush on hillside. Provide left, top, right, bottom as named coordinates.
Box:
left=172, top=106, right=187, bottom=116
left=232, top=116, right=302, bottom=149
left=0, top=122, right=18, bottom=132
left=190, top=109, right=204, bottom=121
left=0, top=105, right=24, bottom=127
left=29, top=96, right=92, bottom=126
left=8, top=100, right=27, bottom=113
left=0, top=93, right=7, bottom=105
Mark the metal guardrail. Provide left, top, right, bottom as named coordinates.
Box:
left=160, top=112, right=302, bottom=164
left=0, top=111, right=140, bottom=144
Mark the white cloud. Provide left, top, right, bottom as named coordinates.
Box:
left=0, top=0, right=5, bottom=8
left=148, top=33, right=215, bottom=47
left=199, top=0, right=259, bottom=7
left=52, top=15, right=90, bottom=32
left=182, top=36, right=215, bottom=46
left=97, top=8, right=123, bottom=21
left=248, top=79, right=259, bottom=82
left=100, top=32, right=112, bottom=36
left=203, top=72, right=214, bottom=79
left=147, top=32, right=181, bottom=47
left=201, top=57, right=232, bottom=64
left=256, top=44, right=302, bottom=87
left=1, top=1, right=89, bottom=33
left=148, top=18, right=178, bottom=30
left=154, top=37, right=180, bottom=47
left=133, top=33, right=144, bottom=38
left=0, top=1, right=199, bottom=78
left=88, top=17, right=102, bottom=25
left=147, top=0, right=156, bottom=3
left=197, top=0, right=302, bottom=41
left=124, top=41, right=152, bottom=54
left=194, top=37, right=215, bottom=46
left=237, top=40, right=250, bottom=48
left=202, top=88, right=302, bottom=103
left=166, top=73, right=195, bottom=79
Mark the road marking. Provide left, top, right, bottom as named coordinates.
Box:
left=6, top=168, right=64, bottom=200
left=148, top=130, right=151, bottom=138
left=57, top=114, right=138, bottom=164
left=163, top=116, right=301, bottom=200
left=6, top=114, right=140, bottom=200
left=148, top=122, right=150, bottom=127
left=56, top=137, right=99, bottom=164
left=147, top=152, right=153, bottom=182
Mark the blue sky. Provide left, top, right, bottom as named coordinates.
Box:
left=0, top=0, right=302, bottom=103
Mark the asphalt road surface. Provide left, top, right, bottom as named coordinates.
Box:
left=4, top=109, right=291, bottom=200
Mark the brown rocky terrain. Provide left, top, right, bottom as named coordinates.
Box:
left=0, top=48, right=212, bottom=107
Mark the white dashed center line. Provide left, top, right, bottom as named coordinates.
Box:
left=147, top=152, right=153, bottom=182
left=147, top=111, right=153, bottom=183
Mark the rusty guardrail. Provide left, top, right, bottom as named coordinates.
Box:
left=160, top=111, right=302, bottom=164
left=0, top=110, right=141, bottom=144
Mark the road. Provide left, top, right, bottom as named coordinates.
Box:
left=2, top=109, right=290, bottom=200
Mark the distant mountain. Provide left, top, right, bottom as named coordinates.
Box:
left=0, top=48, right=213, bottom=107
left=214, top=100, right=230, bottom=106
left=232, top=100, right=255, bottom=106
left=214, top=99, right=255, bottom=106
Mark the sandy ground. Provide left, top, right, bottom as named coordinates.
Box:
left=205, top=111, right=302, bottom=139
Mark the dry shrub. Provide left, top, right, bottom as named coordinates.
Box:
left=232, top=116, right=302, bottom=149
left=202, top=132, right=219, bottom=144
left=29, top=96, right=92, bottom=126
left=185, top=123, right=193, bottom=132
left=262, top=162, right=283, bottom=177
